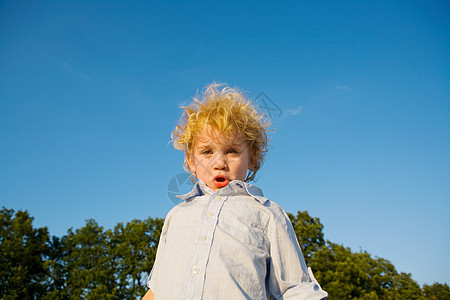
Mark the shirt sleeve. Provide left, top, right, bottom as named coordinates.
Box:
left=146, top=213, right=171, bottom=292
left=266, top=206, right=328, bottom=300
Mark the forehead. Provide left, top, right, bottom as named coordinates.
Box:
left=193, top=127, right=246, bottom=147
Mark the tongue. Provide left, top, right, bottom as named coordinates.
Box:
left=214, top=177, right=229, bottom=188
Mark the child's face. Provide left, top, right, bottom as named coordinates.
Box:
left=187, top=128, right=253, bottom=191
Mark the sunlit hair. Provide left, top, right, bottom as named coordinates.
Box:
left=172, top=83, right=270, bottom=182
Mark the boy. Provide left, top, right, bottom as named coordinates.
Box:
left=143, top=84, right=327, bottom=299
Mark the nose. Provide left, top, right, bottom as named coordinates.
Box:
left=213, top=153, right=227, bottom=170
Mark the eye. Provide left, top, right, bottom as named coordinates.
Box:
left=226, top=148, right=239, bottom=154
left=200, top=149, right=213, bottom=155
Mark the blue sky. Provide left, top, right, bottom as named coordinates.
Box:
left=1, top=0, right=449, bottom=286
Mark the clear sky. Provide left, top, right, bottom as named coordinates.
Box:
left=1, top=0, right=449, bottom=286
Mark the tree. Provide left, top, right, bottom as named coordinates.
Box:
left=308, top=241, right=428, bottom=300
left=41, top=216, right=163, bottom=299
left=0, top=207, right=50, bottom=299
left=2, top=207, right=449, bottom=299
left=309, top=242, right=380, bottom=299
left=423, top=282, right=450, bottom=300
left=110, top=217, right=163, bottom=298
left=287, top=210, right=325, bottom=265
left=42, top=235, right=68, bottom=299
left=390, top=272, right=424, bottom=300
left=286, top=211, right=444, bottom=299
left=55, top=219, right=117, bottom=299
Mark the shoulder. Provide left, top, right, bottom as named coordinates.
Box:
left=240, top=182, right=291, bottom=224
left=243, top=188, right=293, bottom=236
left=229, top=195, right=291, bottom=233
left=163, top=201, right=182, bottom=221
left=162, top=194, right=209, bottom=227
left=263, top=199, right=292, bottom=227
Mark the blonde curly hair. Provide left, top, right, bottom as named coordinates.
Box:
left=172, top=83, right=270, bottom=182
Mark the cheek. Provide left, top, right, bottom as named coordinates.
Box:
left=238, top=160, right=251, bottom=174
left=193, top=157, right=209, bottom=170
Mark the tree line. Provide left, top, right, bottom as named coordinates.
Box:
left=1, top=207, right=448, bottom=299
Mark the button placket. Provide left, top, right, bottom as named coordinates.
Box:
left=182, top=194, right=228, bottom=298
left=192, top=266, right=200, bottom=275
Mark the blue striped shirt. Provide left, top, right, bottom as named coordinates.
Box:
left=148, top=180, right=328, bottom=299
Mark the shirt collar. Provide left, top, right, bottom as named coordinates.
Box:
left=177, top=179, right=268, bottom=204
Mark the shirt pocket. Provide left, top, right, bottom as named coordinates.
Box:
left=218, top=203, right=269, bottom=252
left=227, top=224, right=268, bottom=250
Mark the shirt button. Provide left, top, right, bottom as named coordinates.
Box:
left=206, top=211, right=214, bottom=217
left=192, top=266, right=200, bottom=275
left=199, top=235, right=207, bottom=241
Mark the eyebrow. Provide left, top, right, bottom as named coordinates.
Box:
left=196, top=141, right=246, bottom=149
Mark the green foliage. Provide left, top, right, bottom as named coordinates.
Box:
left=423, top=282, right=450, bottom=300
left=57, top=219, right=117, bottom=299
left=0, top=208, right=50, bottom=299
left=1, top=207, right=449, bottom=299
left=309, top=242, right=425, bottom=299
left=287, top=210, right=325, bottom=265
left=286, top=210, right=446, bottom=300
left=1, top=207, right=163, bottom=299
left=390, top=272, right=424, bottom=299
left=110, top=217, right=163, bottom=298
left=46, top=217, right=163, bottom=299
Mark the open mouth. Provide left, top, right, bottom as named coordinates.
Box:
left=213, top=175, right=229, bottom=188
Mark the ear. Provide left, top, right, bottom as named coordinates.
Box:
left=248, top=157, right=256, bottom=171
left=186, top=153, right=196, bottom=173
